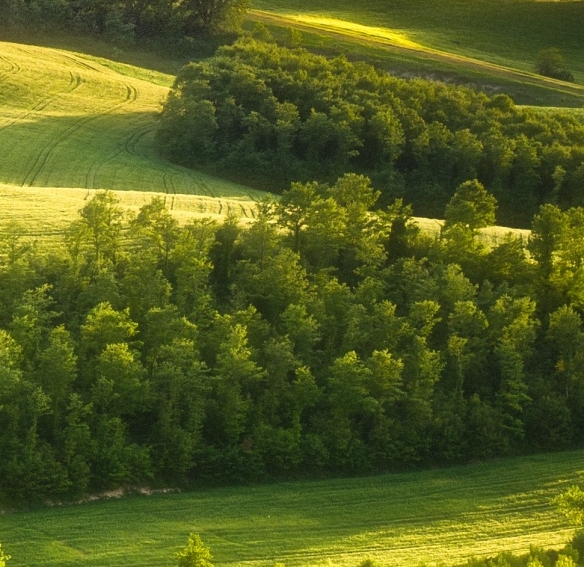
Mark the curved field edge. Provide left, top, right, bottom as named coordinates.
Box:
left=0, top=185, right=529, bottom=251
left=3, top=450, right=584, bottom=567
left=0, top=41, right=263, bottom=204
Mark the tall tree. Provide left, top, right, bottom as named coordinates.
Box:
left=177, top=0, right=249, bottom=35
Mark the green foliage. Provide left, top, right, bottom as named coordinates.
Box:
left=535, top=48, right=574, bottom=83
left=4, top=178, right=584, bottom=501
left=0, top=544, right=10, bottom=566
left=444, top=180, right=498, bottom=230
left=159, top=39, right=584, bottom=225
left=1, top=0, right=248, bottom=44
left=176, top=533, right=213, bottom=567
left=555, top=486, right=584, bottom=527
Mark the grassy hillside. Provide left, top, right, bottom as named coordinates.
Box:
left=250, top=0, right=584, bottom=106
left=0, top=41, right=262, bottom=218
left=0, top=40, right=533, bottom=244
left=2, top=450, right=584, bottom=567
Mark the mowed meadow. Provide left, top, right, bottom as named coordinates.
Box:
left=0, top=41, right=262, bottom=235
left=2, top=450, right=584, bottom=567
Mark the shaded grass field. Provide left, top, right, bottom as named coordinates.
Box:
left=0, top=41, right=262, bottom=220
left=3, top=450, right=584, bottom=567
left=250, top=0, right=584, bottom=106
left=252, top=0, right=584, bottom=82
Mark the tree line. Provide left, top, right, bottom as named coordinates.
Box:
left=158, top=39, right=584, bottom=227
left=1, top=179, right=584, bottom=504
left=0, top=0, right=247, bottom=49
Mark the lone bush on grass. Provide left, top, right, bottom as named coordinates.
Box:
left=0, top=544, right=10, bottom=566
left=535, top=48, right=574, bottom=82
left=176, top=533, right=213, bottom=567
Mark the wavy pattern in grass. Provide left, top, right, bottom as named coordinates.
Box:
left=3, top=451, right=584, bottom=567
left=0, top=41, right=263, bottom=219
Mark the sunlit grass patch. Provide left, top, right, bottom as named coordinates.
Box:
left=3, top=450, right=584, bottom=567
left=288, top=14, right=421, bottom=49
left=0, top=41, right=263, bottom=211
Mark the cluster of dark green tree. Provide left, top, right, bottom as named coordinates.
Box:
left=158, top=39, right=584, bottom=227
left=3, top=178, right=584, bottom=504
left=0, top=0, right=247, bottom=48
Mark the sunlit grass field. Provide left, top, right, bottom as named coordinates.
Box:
left=250, top=0, right=584, bottom=108
left=252, top=0, right=584, bottom=85
left=2, top=450, right=584, bottom=567
left=0, top=185, right=257, bottom=246
left=0, top=41, right=262, bottom=222
left=0, top=39, right=532, bottom=245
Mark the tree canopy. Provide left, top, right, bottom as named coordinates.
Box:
left=158, top=39, right=584, bottom=227
left=0, top=186, right=583, bottom=503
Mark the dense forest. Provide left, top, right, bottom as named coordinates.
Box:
left=1, top=179, right=584, bottom=504
left=0, top=0, right=247, bottom=47
left=158, top=39, right=584, bottom=227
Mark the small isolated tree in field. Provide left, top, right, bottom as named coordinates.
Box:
left=555, top=485, right=584, bottom=527
left=535, top=48, right=575, bottom=82
left=176, top=533, right=213, bottom=567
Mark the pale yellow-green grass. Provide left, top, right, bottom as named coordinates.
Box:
left=413, top=217, right=531, bottom=247
left=0, top=41, right=262, bottom=224
left=0, top=185, right=257, bottom=249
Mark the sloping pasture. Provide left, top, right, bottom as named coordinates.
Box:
left=0, top=42, right=261, bottom=219
left=2, top=450, right=584, bottom=567
left=251, top=0, right=584, bottom=87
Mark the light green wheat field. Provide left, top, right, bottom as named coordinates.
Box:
left=0, top=41, right=262, bottom=235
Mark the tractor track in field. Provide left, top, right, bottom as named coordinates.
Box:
left=0, top=69, right=84, bottom=133
left=248, top=10, right=584, bottom=101
left=0, top=42, right=261, bottom=219
left=84, top=121, right=155, bottom=189
left=0, top=54, right=20, bottom=75
left=21, top=68, right=138, bottom=188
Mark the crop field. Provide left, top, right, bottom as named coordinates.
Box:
left=0, top=184, right=257, bottom=251
left=0, top=39, right=531, bottom=247
left=2, top=450, right=584, bottom=567
left=0, top=41, right=262, bottom=224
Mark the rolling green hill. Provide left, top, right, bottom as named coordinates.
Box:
left=0, top=41, right=262, bottom=229
left=0, top=40, right=533, bottom=243
left=2, top=450, right=584, bottom=567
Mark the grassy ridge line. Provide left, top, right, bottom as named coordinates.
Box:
left=0, top=41, right=263, bottom=207
left=247, top=10, right=584, bottom=102
left=3, top=450, right=584, bottom=567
